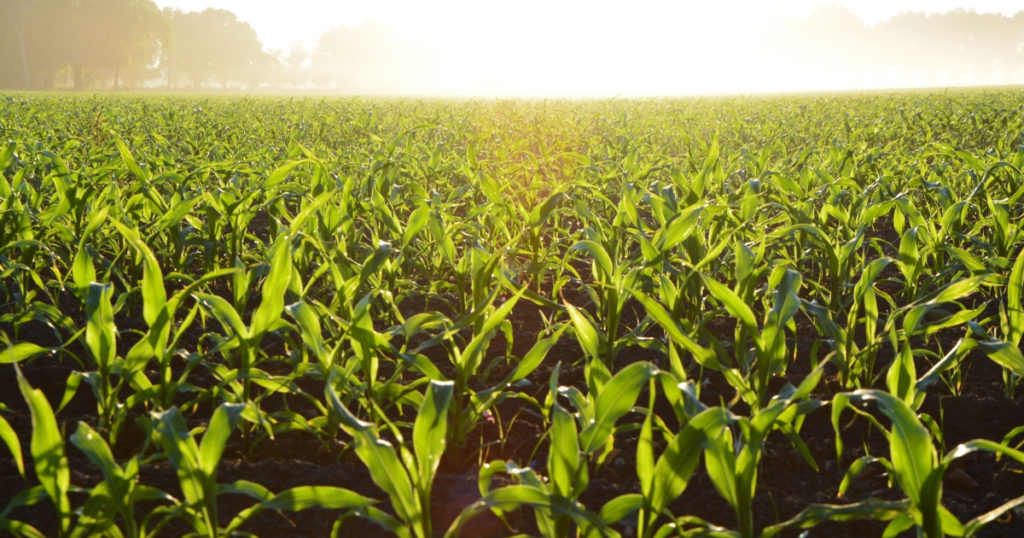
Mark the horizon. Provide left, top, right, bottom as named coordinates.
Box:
left=4, top=1, right=1024, bottom=96
left=130, top=1, right=1024, bottom=95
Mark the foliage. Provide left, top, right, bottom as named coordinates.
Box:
left=1, top=91, right=1024, bottom=537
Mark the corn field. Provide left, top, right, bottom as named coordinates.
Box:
left=1, top=91, right=1024, bottom=537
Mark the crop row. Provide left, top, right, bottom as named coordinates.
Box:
left=1, top=91, right=1023, bottom=537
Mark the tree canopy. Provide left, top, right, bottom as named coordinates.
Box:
left=0, top=5, right=1022, bottom=92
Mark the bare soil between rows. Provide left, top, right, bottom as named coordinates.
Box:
left=2, top=308, right=1024, bottom=537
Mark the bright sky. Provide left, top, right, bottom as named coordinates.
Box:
left=153, top=0, right=1022, bottom=52
left=152, top=1, right=1024, bottom=95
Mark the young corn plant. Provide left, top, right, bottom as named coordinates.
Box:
left=991, top=248, right=1024, bottom=397
left=447, top=459, right=613, bottom=538
left=0, top=365, right=72, bottom=538
left=193, top=192, right=332, bottom=405
left=447, top=316, right=566, bottom=464
left=882, top=272, right=994, bottom=401
left=152, top=400, right=379, bottom=537
left=602, top=375, right=733, bottom=538
left=151, top=403, right=246, bottom=538
left=627, top=286, right=722, bottom=386
left=701, top=265, right=803, bottom=409
left=556, top=360, right=657, bottom=466
left=804, top=256, right=894, bottom=387
left=194, top=234, right=293, bottom=406
left=830, top=389, right=1024, bottom=538
left=326, top=378, right=454, bottom=538
left=567, top=234, right=645, bottom=369
left=450, top=363, right=656, bottom=538
left=69, top=421, right=177, bottom=538
left=698, top=366, right=823, bottom=538
left=115, top=222, right=238, bottom=411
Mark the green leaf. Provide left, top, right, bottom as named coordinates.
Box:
left=945, top=438, right=1024, bottom=468
left=0, top=343, right=50, bottom=364
left=549, top=403, right=583, bottom=498
left=263, top=160, right=308, bottom=189
left=761, top=498, right=910, bottom=537
left=703, top=275, right=758, bottom=333
left=580, top=362, right=653, bottom=454
left=925, top=274, right=988, bottom=306
left=262, top=485, right=375, bottom=511
left=195, top=292, right=249, bottom=340
left=650, top=407, right=730, bottom=513
left=600, top=493, right=643, bottom=525
left=511, top=325, right=567, bottom=382
left=198, top=403, right=245, bottom=476
left=849, top=390, right=937, bottom=504
left=72, top=245, right=96, bottom=297
left=657, top=203, right=704, bottom=251
left=457, top=289, right=523, bottom=393
left=637, top=381, right=656, bottom=501
left=702, top=425, right=738, bottom=509
left=963, top=493, right=1024, bottom=537
left=113, top=222, right=167, bottom=328
left=1007, top=249, right=1024, bottom=344
left=0, top=519, right=47, bottom=538
left=152, top=407, right=203, bottom=506
left=251, top=236, right=293, bottom=338
left=897, top=227, right=920, bottom=283
left=16, top=365, right=71, bottom=534
left=528, top=191, right=566, bottom=227
left=403, top=203, right=431, bottom=247
left=289, top=191, right=335, bottom=232
left=0, top=140, right=14, bottom=173
left=886, top=342, right=917, bottom=405
left=326, top=381, right=418, bottom=525
left=152, top=196, right=201, bottom=235
left=444, top=485, right=610, bottom=538
left=628, top=289, right=719, bottom=369
left=115, top=136, right=150, bottom=182
left=70, top=422, right=125, bottom=501
left=946, top=246, right=986, bottom=273
left=565, top=302, right=601, bottom=361
left=285, top=301, right=328, bottom=361
left=412, top=380, right=453, bottom=484
left=85, top=282, right=116, bottom=372
left=769, top=267, right=802, bottom=325
left=975, top=338, right=1024, bottom=377
left=0, top=414, right=24, bottom=478
left=571, top=240, right=614, bottom=282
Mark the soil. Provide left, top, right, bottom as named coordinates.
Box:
left=2, top=299, right=1023, bottom=538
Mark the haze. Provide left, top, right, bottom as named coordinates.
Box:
left=2, top=0, right=1024, bottom=95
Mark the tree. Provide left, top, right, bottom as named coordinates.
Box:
left=162, top=8, right=271, bottom=89
left=22, top=0, right=77, bottom=89
left=0, top=0, right=34, bottom=89
left=66, top=0, right=163, bottom=90
left=312, top=22, right=405, bottom=91
left=277, top=43, right=310, bottom=89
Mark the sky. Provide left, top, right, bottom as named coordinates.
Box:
left=151, top=1, right=1024, bottom=95
left=152, top=0, right=1023, bottom=53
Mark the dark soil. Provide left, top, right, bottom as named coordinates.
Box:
left=2, top=304, right=1023, bottom=538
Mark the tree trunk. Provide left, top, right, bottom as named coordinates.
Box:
left=16, top=30, right=30, bottom=89
left=17, top=1, right=31, bottom=89
left=73, top=63, right=82, bottom=91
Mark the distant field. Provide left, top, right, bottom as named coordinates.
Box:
left=1, top=91, right=1023, bottom=537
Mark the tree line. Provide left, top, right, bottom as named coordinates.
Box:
left=770, top=5, right=1024, bottom=89
left=0, top=0, right=276, bottom=90
left=1, top=2, right=1023, bottom=93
